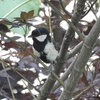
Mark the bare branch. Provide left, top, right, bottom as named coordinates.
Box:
left=58, top=14, right=100, bottom=100
left=59, top=0, right=72, bottom=18
left=81, top=0, right=98, bottom=18
left=37, top=0, right=86, bottom=99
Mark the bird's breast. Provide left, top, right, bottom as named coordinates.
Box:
left=33, top=38, right=47, bottom=52
left=44, top=41, right=58, bottom=62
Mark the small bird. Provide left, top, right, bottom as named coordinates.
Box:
left=28, top=28, right=58, bottom=63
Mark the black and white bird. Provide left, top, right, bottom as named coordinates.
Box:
left=29, top=28, right=58, bottom=63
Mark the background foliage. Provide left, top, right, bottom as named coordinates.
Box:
left=0, top=0, right=100, bottom=100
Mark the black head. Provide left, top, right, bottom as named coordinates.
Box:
left=29, top=28, right=50, bottom=38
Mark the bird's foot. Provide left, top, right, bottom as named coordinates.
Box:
left=48, top=64, right=54, bottom=73
left=34, top=57, right=40, bottom=64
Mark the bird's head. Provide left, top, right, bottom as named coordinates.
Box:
left=28, top=28, right=50, bottom=42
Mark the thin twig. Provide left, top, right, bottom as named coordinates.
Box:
left=3, top=0, right=31, bottom=18
left=22, top=79, right=37, bottom=100
left=0, top=59, right=40, bottom=93
left=73, top=83, right=97, bottom=100
left=81, top=0, right=98, bottom=18
left=59, top=0, right=72, bottom=18
left=47, top=4, right=52, bottom=34
left=0, top=60, right=16, bottom=100
left=45, top=0, right=84, bottom=41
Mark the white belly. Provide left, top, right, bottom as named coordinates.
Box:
left=44, top=41, right=58, bottom=62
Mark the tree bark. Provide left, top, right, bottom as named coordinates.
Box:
left=58, top=16, right=100, bottom=100
left=37, top=0, right=86, bottom=100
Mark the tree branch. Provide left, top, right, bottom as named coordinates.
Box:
left=52, top=38, right=100, bottom=92
left=59, top=0, right=72, bottom=18
left=37, top=0, right=86, bottom=99
left=73, top=83, right=96, bottom=100
left=67, top=42, right=83, bottom=59
left=58, top=14, right=100, bottom=100
left=81, top=0, right=98, bottom=18
left=45, top=0, right=84, bottom=41
left=52, top=57, right=77, bottom=92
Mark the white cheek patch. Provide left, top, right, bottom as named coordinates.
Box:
left=35, top=34, right=47, bottom=42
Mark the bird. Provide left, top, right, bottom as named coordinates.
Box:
left=28, top=28, right=58, bottom=64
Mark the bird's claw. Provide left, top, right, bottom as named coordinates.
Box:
left=48, top=64, right=54, bottom=73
